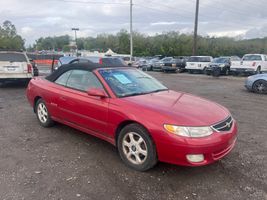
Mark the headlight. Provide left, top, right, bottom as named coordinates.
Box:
left=164, top=124, right=213, bottom=138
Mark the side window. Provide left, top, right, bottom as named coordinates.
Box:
left=55, top=70, right=72, bottom=86
left=66, top=70, right=103, bottom=91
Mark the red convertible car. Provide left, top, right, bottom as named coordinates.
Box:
left=26, top=63, right=237, bottom=171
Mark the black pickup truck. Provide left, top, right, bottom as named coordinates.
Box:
left=162, top=57, right=188, bottom=73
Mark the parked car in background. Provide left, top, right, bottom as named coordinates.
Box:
left=231, top=54, right=267, bottom=75
left=162, top=56, right=188, bottom=73
left=245, top=73, right=267, bottom=94
left=55, top=56, right=126, bottom=70
left=185, top=56, right=213, bottom=73
left=27, top=62, right=237, bottom=171
left=121, top=56, right=135, bottom=66
left=206, top=56, right=240, bottom=76
left=153, top=57, right=173, bottom=71
left=146, top=58, right=160, bottom=71
left=0, top=51, right=33, bottom=84
left=133, top=59, right=148, bottom=70
left=29, top=58, right=39, bottom=76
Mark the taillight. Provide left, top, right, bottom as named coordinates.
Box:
left=252, top=62, right=256, bottom=67
left=27, top=64, right=32, bottom=73
left=99, top=58, right=103, bottom=65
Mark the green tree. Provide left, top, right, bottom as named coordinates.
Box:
left=0, top=20, right=25, bottom=50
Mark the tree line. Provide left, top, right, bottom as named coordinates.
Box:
left=0, top=21, right=266, bottom=57
left=31, top=30, right=267, bottom=57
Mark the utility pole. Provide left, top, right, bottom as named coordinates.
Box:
left=130, top=0, right=133, bottom=63
left=193, top=0, right=199, bottom=56
left=71, top=28, right=79, bottom=56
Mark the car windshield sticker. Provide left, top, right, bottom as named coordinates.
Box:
left=113, top=74, right=132, bottom=84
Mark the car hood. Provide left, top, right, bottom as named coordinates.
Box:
left=123, top=90, right=230, bottom=126
left=249, top=74, right=267, bottom=79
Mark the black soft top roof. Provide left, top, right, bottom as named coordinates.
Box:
left=46, top=62, right=127, bottom=82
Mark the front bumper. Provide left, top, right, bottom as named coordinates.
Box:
left=0, top=73, right=33, bottom=80
left=153, top=66, right=163, bottom=71
left=231, top=68, right=256, bottom=74
left=155, top=121, right=238, bottom=166
left=162, top=66, right=177, bottom=71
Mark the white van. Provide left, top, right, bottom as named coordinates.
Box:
left=231, top=54, right=267, bottom=74
left=185, top=56, right=213, bottom=73
left=0, top=51, right=33, bottom=84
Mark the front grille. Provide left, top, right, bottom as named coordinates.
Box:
left=212, top=116, right=233, bottom=132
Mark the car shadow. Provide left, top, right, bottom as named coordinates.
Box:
left=46, top=122, right=229, bottom=175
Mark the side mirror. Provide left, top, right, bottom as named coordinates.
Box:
left=87, top=88, right=108, bottom=98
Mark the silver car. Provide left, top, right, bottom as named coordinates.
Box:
left=245, top=73, right=267, bottom=94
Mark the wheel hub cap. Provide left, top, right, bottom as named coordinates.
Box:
left=122, top=132, right=148, bottom=165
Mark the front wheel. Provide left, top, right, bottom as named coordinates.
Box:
left=35, top=99, right=55, bottom=127
left=225, top=68, right=230, bottom=76
left=117, top=123, right=157, bottom=171
left=177, top=68, right=183, bottom=73
left=252, top=80, right=267, bottom=94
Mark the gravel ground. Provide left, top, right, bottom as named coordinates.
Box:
left=0, top=69, right=266, bottom=200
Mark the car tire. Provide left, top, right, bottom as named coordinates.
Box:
left=177, top=68, right=183, bottom=73
left=256, top=66, right=261, bottom=74
left=0, top=80, right=5, bottom=86
left=35, top=99, right=55, bottom=127
left=188, top=69, right=193, bottom=74
left=225, top=68, right=230, bottom=76
left=252, top=80, right=267, bottom=94
left=203, top=67, right=207, bottom=74
left=117, top=123, right=157, bottom=171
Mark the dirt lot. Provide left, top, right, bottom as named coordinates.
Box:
left=0, top=70, right=266, bottom=200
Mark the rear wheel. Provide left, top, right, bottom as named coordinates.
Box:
left=35, top=99, right=55, bottom=127
left=117, top=123, right=157, bottom=171
left=252, top=80, right=267, bottom=94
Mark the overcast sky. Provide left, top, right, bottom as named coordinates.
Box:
left=0, top=0, right=266, bottom=46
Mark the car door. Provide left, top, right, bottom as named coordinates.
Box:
left=58, top=69, right=109, bottom=135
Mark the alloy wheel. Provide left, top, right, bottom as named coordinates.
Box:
left=122, top=132, right=148, bottom=165
left=253, top=80, right=267, bottom=94
left=37, top=103, right=48, bottom=123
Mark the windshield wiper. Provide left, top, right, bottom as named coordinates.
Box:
left=121, top=89, right=168, bottom=97
left=122, top=91, right=151, bottom=97
left=150, top=88, right=169, bottom=93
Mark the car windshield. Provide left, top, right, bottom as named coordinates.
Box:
left=188, top=56, right=211, bottom=62
left=0, top=53, right=27, bottom=62
left=98, top=68, right=168, bottom=97
left=243, top=55, right=262, bottom=61
left=212, top=57, right=229, bottom=63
